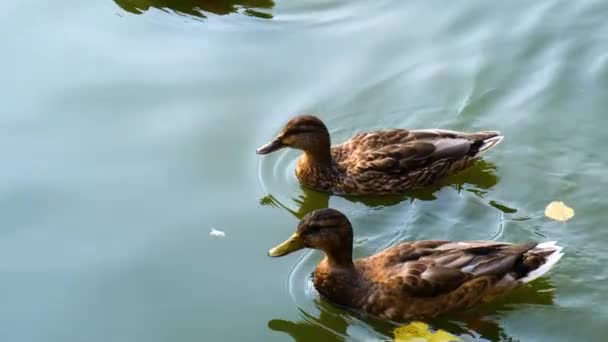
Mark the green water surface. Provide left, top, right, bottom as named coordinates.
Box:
left=2, top=1, right=608, bottom=341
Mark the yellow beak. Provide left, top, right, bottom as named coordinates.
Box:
left=268, top=233, right=305, bottom=257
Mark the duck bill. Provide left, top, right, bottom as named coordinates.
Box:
left=256, top=138, right=285, bottom=155
left=268, top=233, right=305, bottom=257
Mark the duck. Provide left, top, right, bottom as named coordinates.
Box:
left=256, top=115, right=503, bottom=196
left=268, top=208, right=563, bottom=320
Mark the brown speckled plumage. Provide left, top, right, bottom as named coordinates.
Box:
left=268, top=209, right=564, bottom=320
left=257, top=115, right=504, bottom=195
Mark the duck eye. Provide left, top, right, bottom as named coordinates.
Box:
left=285, top=126, right=317, bottom=136
left=307, top=224, right=323, bottom=234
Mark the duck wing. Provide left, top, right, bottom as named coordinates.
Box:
left=345, top=129, right=500, bottom=174
left=371, top=240, right=547, bottom=298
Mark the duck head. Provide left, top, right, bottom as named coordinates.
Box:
left=268, top=208, right=353, bottom=267
left=256, top=115, right=331, bottom=161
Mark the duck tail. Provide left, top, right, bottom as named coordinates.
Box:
left=470, top=131, right=504, bottom=157
left=520, top=241, right=564, bottom=283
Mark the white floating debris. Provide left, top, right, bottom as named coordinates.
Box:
left=209, top=228, right=226, bottom=238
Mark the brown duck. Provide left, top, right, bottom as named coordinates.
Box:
left=268, top=209, right=563, bottom=320
left=256, top=115, right=503, bottom=195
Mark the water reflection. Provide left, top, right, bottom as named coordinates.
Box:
left=268, top=306, right=344, bottom=342
left=113, top=0, right=274, bottom=19
left=269, top=278, right=556, bottom=341
left=260, top=160, right=507, bottom=219
left=269, top=299, right=388, bottom=341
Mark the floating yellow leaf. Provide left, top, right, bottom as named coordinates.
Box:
left=394, top=321, right=462, bottom=342
left=545, top=201, right=575, bottom=222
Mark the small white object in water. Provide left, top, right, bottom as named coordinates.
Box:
left=209, top=228, right=226, bottom=238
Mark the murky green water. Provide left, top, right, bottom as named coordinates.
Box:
left=2, top=1, right=608, bottom=341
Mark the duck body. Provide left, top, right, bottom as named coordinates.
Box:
left=268, top=209, right=563, bottom=320
left=257, top=115, right=503, bottom=196
left=296, top=128, right=502, bottom=195
left=313, top=239, right=562, bottom=320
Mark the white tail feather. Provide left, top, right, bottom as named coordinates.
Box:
left=520, top=241, right=564, bottom=283
left=475, top=134, right=504, bottom=157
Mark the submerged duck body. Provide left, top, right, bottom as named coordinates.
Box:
left=257, top=115, right=503, bottom=195
left=268, top=209, right=563, bottom=320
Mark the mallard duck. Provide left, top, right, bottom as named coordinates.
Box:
left=268, top=209, right=563, bottom=320
left=256, top=115, right=503, bottom=195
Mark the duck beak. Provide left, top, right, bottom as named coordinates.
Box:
left=268, top=232, right=305, bottom=257
left=256, top=138, right=285, bottom=155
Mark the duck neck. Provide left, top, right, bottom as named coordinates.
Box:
left=326, top=253, right=354, bottom=269
left=314, top=246, right=360, bottom=307
left=325, top=242, right=354, bottom=269
left=303, top=137, right=332, bottom=167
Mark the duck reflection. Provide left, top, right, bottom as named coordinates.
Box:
left=268, top=304, right=346, bottom=342
left=260, top=160, right=507, bottom=219
left=268, top=278, right=556, bottom=341
left=113, top=0, right=274, bottom=19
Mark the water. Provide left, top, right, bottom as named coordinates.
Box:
left=2, top=1, right=608, bottom=341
